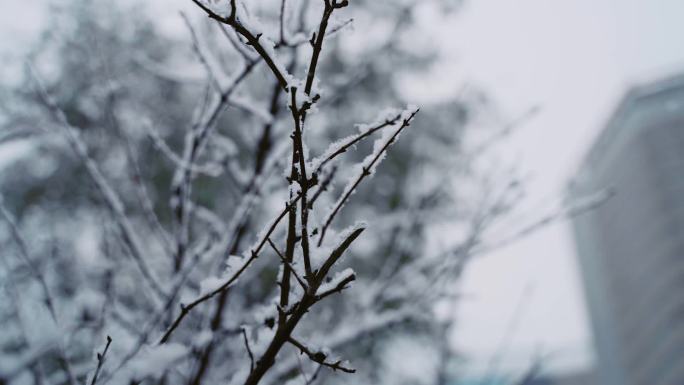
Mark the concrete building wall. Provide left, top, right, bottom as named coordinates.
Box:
left=569, top=74, right=684, bottom=385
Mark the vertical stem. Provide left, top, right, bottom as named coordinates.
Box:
left=289, top=88, right=314, bottom=281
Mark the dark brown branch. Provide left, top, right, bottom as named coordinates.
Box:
left=90, top=336, right=112, bottom=385
left=317, top=110, right=418, bottom=246
left=313, top=112, right=404, bottom=175
left=308, top=165, right=337, bottom=209
left=304, top=0, right=349, bottom=95
left=242, top=328, right=255, bottom=374
left=282, top=228, right=363, bottom=314
left=287, top=337, right=355, bottom=373
left=190, top=0, right=290, bottom=90
left=289, top=87, right=314, bottom=282
left=268, top=238, right=308, bottom=291
left=282, top=145, right=299, bottom=329
left=314, top=273, right=355, bottom=302
left=315, top=227, right=364, bottom=281
left=242, top=226, right=363, bottom=385
left=186, top=118, right=285, bottom=385
left=159, top=195, right=301, bottom=344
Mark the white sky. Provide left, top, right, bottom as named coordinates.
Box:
left=413, top=0, right=684, bottom=378
left=3, top=0, right=684, bottom=380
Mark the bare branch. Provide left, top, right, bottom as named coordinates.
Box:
left=242, top=328, right=255, bottom=374
left=473, top=188, right=613, bottom=256
left=315, top=227, right=364, bottom=282
left=312, top=112, right=405, bottom=175
left=159, top=194, right=301, bottom=344
left=289, top=87, right=314, bottom=282
left=146, top=122, right=225, bottom=177
left=89, top=336, right=112, bottom=385
left=314, top=272, right=355, bottom=302
left=308, top=165, right=337, bottom=209
left=279, top=0, right=288, bottom=44
left=0, top=198, right=58, bottom=322
left=304, top=0, right=349, bottom=95
left=181, top=11, right=225, bottom=93
left=28, top=67, right=169, bottom=301
left=318, top=109, right=418, bottom=246
left=217, top=22, right=257, bottom=61
left=190, top=0, right=290, bottom=90
left=268, top=238, right=308, bottom=291
left=287, top=337, right=355, bottom=373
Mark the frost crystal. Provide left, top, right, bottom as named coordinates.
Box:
left=317, top=267, right=355, bottom=295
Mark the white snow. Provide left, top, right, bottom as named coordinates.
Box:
left=119, top=343, right=188, bottom=383
left=316, top=267, right=355, bottom=294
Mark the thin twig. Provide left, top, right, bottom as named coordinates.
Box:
left=308, top=364, right=324, bottom=385
left=279, top=0, right=288, bottom=44
left=318, top=110, right=418, bottom=246
left=289, top=87, right=314, bottom=282
left=241, top=227, right=363, bottom=385
left=159, top=194, right=301, bottom=344
left=268, top=238, right=308, bottom=290
left=241, top=328, right=255, bottom=373
left=287, top=337, right=355, bottom=373
left=312, top=112, right=405, bottom=175
left=190, top=0, right=290, bottom=89
left=315, top=228, right=364, bottom=282
left=90, top=336, right=112, bottom=385
left=28, top=67, right=169, bottom=302
left=304, top=0, right=349, bottom=95
left=308, top=165, right=337, bottom=209
left=314, top=273, right=355, bottom=302
left=0, top=199, right=58, bottom=322
left=181, top=11, right=225, bottom=93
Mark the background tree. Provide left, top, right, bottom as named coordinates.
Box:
left=0, top=1, right=556, bottom=384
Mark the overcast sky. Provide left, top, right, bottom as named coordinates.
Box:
left=3, top=0, right=684, bottom=380
left=419, top=0, right=684, bottom=378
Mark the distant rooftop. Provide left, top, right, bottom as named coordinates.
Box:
left=571, top=71, right=684, bottom=186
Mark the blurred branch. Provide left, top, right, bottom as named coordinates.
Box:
left=473, top=188, right=613, bottom=256
left=28, top=66, right=169, bottom=302
left=0, top=197, right=58, bottom=322
left=181, top=11, right=228, bottom=93
left=242, top=328, right=256, bottom=374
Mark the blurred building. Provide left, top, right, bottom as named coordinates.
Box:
left=569, top=73, right=684, bottom=385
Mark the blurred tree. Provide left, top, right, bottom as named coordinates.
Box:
left=0, top=1, right=538, bottom=385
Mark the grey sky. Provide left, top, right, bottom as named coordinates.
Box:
left=418, top=0, right=684, bottom=377
left=2, top=0, right=684, bottom=379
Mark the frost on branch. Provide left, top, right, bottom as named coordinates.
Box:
left=0, top=0, right=524, bottom=385
left=316, top=267, right=355, bottom=296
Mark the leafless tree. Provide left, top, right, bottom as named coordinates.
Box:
left=0, top=1, right=608, bottom=385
